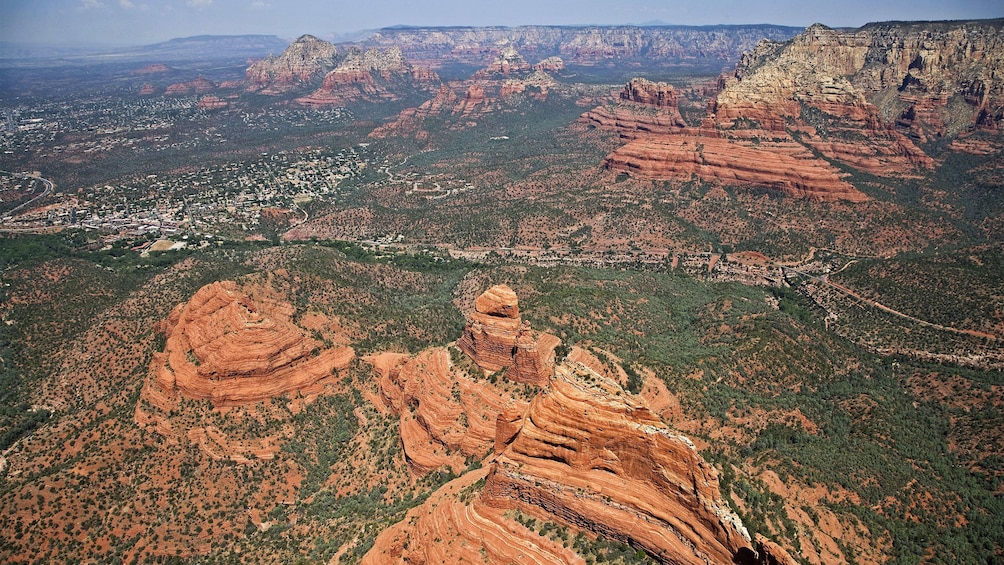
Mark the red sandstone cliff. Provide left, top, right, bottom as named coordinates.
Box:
left=484, top=361, right=754, bottom=564
left=581, top=78, right=867, bottom=201
left=369, top=348, right=529, bottom=475
left=476, top=44, right=532, bottom=77
left=457, top=285, right=560, bottom=385
left=581, top=22, right=1004, bottom=199
left=365, top=359, right=780, bottom=564
left=139, top=280, right=354, bottom=407
left=245, top=34, right=339, bottom=94
left=296, top=46, right=439, bottom=106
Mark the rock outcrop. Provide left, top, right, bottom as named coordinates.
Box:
left=621, top=77, right=680, bottom=108
left=711, top=24, right=938, bottom=176
left=197, top=95, right=228, bottom=110
left=582, top=21, right=1004, bottom=199
left=605, top=132, right=868, bottom=202
left=296, top=46, right=439, bottom=106
left=164, top=76, right=216, bottom=96
left=581, top=78, right=688, bottom=134
left=245, top=34, right=339, bottom=94
left=582, top=78, right=867, bottom=201
left=457, top=285, right=559, bottom=385
left=483, top=361, right=755, bottom=564
left=480, top=44, right=532, bottom=76
left=362, top=25, right=802, bottom=68
left=715, top=21, right=1004, bottom=165
left=143, top=280, right=354, bottom=406
left=365, top=359, right=767, bottom=565
left=363, top=468, right=581, bottom=565
left=370, top=348, right=529, bottom=475
left=533, top=56, right=565, bottom=73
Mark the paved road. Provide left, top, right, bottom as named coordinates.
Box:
left=0, top=170, right=53, bottom=217
left=783, top=265, right=998, bottom=341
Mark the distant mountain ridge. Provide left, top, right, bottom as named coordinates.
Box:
left=1, top=35, right=290, bottom=66
left=359, top=24, right=804, bottom=68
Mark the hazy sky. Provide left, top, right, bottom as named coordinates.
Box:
left=4, top=0, right=1003, bottom=46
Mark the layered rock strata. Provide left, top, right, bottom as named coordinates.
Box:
left=370, top=348, right=528, bottom=475
left=365, top=359, right=772, bottom=564
left=605, top=133, right=867, bottom=201
left=363, top=468, right=581, bottom=564
left=457, top=285, right=559, bottom=385
left=145, top=281, right=354, bottom=406
left=715, top=21, right=1004, bottom=166
left=296, top=46, right=439, bottom=105
left=362, top=25, right=802, bottom=68
left=483, top=361, right=755, bottom=564
left=245, top=34, right=339, bottom=94
left=582, top=78, right=867, bottom=201
left=484, top=44, right=531, bottom=75
left=583, top=21, right=1004, bottom=198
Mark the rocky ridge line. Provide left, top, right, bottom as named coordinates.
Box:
left=245, top=34, right=340, bottom=94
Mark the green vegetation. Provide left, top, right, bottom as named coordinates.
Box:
left=509, top=509, right=658, bottom=564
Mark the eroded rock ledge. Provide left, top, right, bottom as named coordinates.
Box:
left=145, top=280, right=354, bottom=406
left=484, top=361, right=754, bottom=565
left=365, top=359, right=793, bottom=564
left=457, top=284, right=560, bottom=385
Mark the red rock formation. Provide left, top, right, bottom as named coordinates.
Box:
left=132, top=63, right=171, bottom=75
left=144, top=280, right=354, bottom=406
left=369, top=84, right=460, bottom=139
left=456, top=83, right=490, bottom=115
left=584, top=21, right=1004, bottom=196
left=138, top=83, right=156, bottom=96
left=581, top=71, right=869, bottom=201
left=582, top=103, right=687, bottom=137
left=365, top=359, right=772, bottom=565
left=756, top=534, right=799, bottom=565
left=369, top=348, right=529, bottom=475
left=457, top=285, right=559, bottom=385
left=533, top=56, right=565, bottom=73
left=164, top=83, right=192, bottom=96
left=164, top=76, right=216, bottom=96
left=484, top=44, right=531, bottom=75
left=500, top=70, right=558, bottom=100
left=197, top=95, right=228, bottom=110
left=621, top=77, right=679, bottom=108
left=246, top=34, right=339, bottom=94
left=605, top=131, right=868, bottom=202
left=580, top=77, right=688, bottom=136
left=482, top=361, right=755, bottom=564
left=363, top=468, right=581, bottom=565
left=711, top=22, right=1004, bottom=172
left=296, top=46, right=439, bottom=106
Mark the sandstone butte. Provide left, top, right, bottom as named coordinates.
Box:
left=245, top=34, right=339, bottom=94
left=581, top=78, right=868, bottom=202
left=369, top=347, right=530, bottom=475
left=140, top=280, right=354, bottom=407
left=365, top=360, right=795, bottom=565
left=583, top=21, right=1004, bottom=201
left=474, top=43, right=532, bottom=77
left=713, top=21, right=1004, bottom=172
left=370, top=45, right=566, bottom=140
left=197, top=95, right=228, bottom=110
left=457, top=284, right=561, bottom=385
left=164, top=76, right=216, bottom=96
left=296, top=46, right=439, bottom=106
left=369, top=83, right=491, bottom=139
